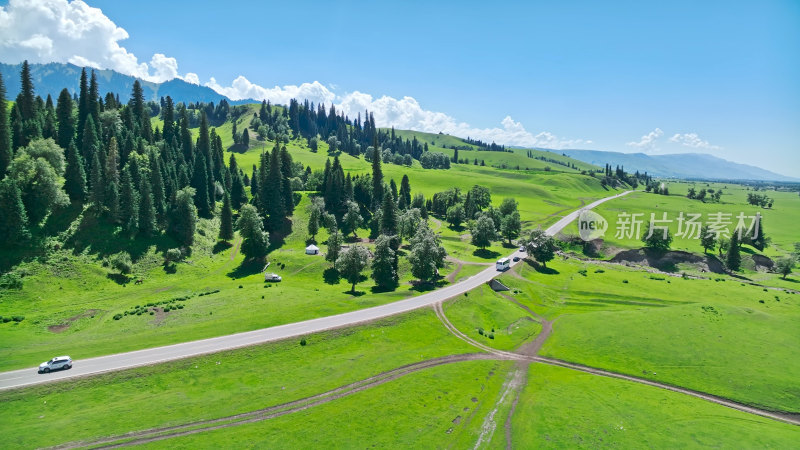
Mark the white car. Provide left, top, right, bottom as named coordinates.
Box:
left=39, top=356, right=72, bottom=373
left=264, top=273, right=282, bottom=282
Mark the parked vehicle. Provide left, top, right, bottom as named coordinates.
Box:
left=39, top=356, right=72, bottom=373
left=513, top=256, right=521, bottom=262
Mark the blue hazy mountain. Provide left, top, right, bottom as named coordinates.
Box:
left=556, top=149, right=797, bottom=182
left=0, top=62, right=245, bottom=105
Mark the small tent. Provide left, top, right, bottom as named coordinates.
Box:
left=305, top=244, right=320, bottom=255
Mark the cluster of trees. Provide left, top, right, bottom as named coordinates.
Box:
left=687, top=187, right=723, bottom=203
left=307, top=150, right=447, bottom=291
left=461, top=136, right=506, bottom=152
left=598, top=164, right=647, bottom=189
left=746, top=192, right=773, bottom=208
left=645, top=181, right=669, bottom=195
left=0, top=62, right=277, bottom=265
left=526, top=151, right=580, bottom=171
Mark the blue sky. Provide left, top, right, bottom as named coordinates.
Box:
left=2, top=0, right=799, bottom=176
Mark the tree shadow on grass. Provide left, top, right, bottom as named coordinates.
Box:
left=524, top=258, right=559, bottom=275
left=345, top=290, right=367, bottom=297
left=501, top=242, right=517, bottom=249
left=473, top=248, right=501, bottom=260
left=370, top=284, right=398, bottom=294
left=409, top=277, right=448, bottom=293
left=107, top=273, right=131, bottom=285
left=227, top=258, right=264, bottom=279
left=162, top=263, right=177, bottom=274
left=323, top=267, right=341, bottom=284
left=213, top=241, right=233, bottom=254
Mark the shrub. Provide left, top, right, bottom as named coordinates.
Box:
left=12, top=316, right=24, bottom=322
left=300, top=338, right=307, bottom=346
left=622, top=279, right=629, bottom=284
left=113, top=314, right=122, bottom=320
left=489, top=333, right=495, bottom=339
left=477, top=327, right=484, bottom=336
left=594, top=269, right=605, bottom=273
left=165, top=248, right=182, bottom=264
left=239, top=285, right=243, bottom=289
left=110, top=252, right=133, bottom=275
left=0, top=272, right=23, bottom=290
left=578, top=269, right=587, bottom=276
left=759, top=300, right=765, bottom=304
left=2, top=317, right=11, bottom=323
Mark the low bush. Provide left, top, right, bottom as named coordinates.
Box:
left=113, top=314, right=122, bottom=320
left=300, top=338, right=307, bottom=346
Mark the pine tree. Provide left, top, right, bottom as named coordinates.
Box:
left=371, top=136, right=383, bottom=210
left=55, top=88, right=75, bottom=151
left=0, top=73, right=12, bottom=179
left=77, top=68, right=89, bottom=146
left=81, top=115, right=100, bottom=178
left=380, top=194, right=398, bottom=236
left=138, top=174, right=157, bottom=236
left=64, top=141, right=87, bottom=203
left=265, top=147, right=285, bottom=231
left=17, top=61, right=37, bottom=123
left=149, top=150, right=166, bottom=225
left=219, top=191, right=234, bottom=241
left=0, top=178, right=31, bottom=244
left=119, top=164, right=139, bottom=234
left=229, top=154, right=248, bottom=210
left=398, top=174, right=411, bottom=210
left=726, top=231, right=741, bottom=271
left=89, top=151, right=104, bottom=209
left=371, top=234, right=398, bottom=289
left=162, top=96, right=175, bottom=144
left=88, top=71, right=100, bottom=135
left=191, top=152, right=212, bottom=218
left=280, top=146, right=294, bottom=213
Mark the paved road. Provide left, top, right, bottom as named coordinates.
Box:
left=0, top=191, right=630, bottom=391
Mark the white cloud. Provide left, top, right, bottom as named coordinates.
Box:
left=669, top=133, right=721, bottom=150
left=182, top=72, right=200, bottom=85
left=0, top=0, right=591, bottom=150
left=205, top=76, right=337, bottom=107
left=627, top=128, right=663, bottom=151
left=0, top=0, right=192, bottom=83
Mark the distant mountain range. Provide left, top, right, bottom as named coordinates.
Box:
left=0, top=62, right=245, bottom=105
left=554, top=150, right=798, bottom=182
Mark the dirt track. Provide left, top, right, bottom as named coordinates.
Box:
left=432, top=301, right=800, bottom=429
left=51, top=353, right=506, bottom=449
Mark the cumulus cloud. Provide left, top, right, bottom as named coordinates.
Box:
left=205, top=76, right=336, bottom=106
left=0, top=0, right=591, bottom=150
left=627, top=128, right=663, bottom=151
left=0, top=0, right=191, bottom=83
left=669, top=133, right=721, bottom=150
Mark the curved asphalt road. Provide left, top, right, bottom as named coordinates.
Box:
left=0, top=191, right=631, bottom=391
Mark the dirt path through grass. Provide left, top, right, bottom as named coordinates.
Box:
left=432, top=301, right=800, bottom=428
left=51, top=354, right=506, bottom=449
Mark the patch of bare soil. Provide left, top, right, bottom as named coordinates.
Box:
left=150, top=307, right=167, bottom=326
left=447, top=263, right=463, bottom=283
left=48, top=309, right=101, bottom=333
left=610, top=248, right=726, bottom=274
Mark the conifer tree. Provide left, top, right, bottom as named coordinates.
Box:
left=371, top=234, right=398, bottom=289
left=0, top=178, right=30, bottom=244
left=77, top=68, right=89, bottom=146
left=265, top=146, right=286, bottom=230
left=17, top=61, right=36, bottom=123
left=81, top=115, right=100, bottom=176
left=219, top=191, right=234, bottom=241
left=0, top=73, right=11, bottom=179
left=55, top=88, right=75, bottom=150
left=138, top=174, right=157, bottom=236
left=149, top=150, right=167, bottom=225
left=237, top=204, right=269, bottom=260
left=727, top=231, right=741, bottom=271
left=10, top=103, right=24, bottom=150
left=371, top=135, right=383, bottom=210
left=89, top=151, right=104, bottom=209
left=380, top=194, right=398, bottom=236
left=229, top=154, right=248, bottom=210
left=64, top=141, right=87, bottom=203
left=398, top=174, right=411, bottom=210
left=119, top=164, right=139, bottom=234
left=191, top=152, right=212, bottom=218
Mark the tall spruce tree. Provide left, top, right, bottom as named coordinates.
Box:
left=398, top=174, right=411, bottom=210
left=371, top=135, right=383, bottom=210
left=64, top=141, right=87, bottom=203
left=119, top=164, right=139, bottom=234
left=138, top=173, right=157, bottom=236
left=265, top=147, right=286, bottom=230
left=380, top=194, right=398, bottom=236
left=55, top=88, right=75, bottom=151
left=191, top=152, right=212, bottom=218
left=0, top=73, right=11, bottom=179
left=77, top=68, right=89, bottom=146
left=0, top=178, right=31, bottom=244
left=229, top=154, right=248, bottom=210
left=148, top=150, right=167, bottom=225
left=169, top=187, right=198, bottom=247
left=219, top=191, right=234, bottom=241
left=89, top=151, right=104, bottom=209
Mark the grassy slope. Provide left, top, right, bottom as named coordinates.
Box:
left=505, top=363, right=800, bottom=448
left=143, top=360, right=512, bottom=449
left=0, top=309, right=479, bottom=448
left=443, top=283, right=541, bottom=351
left=499, top=258, right=800, bottom=412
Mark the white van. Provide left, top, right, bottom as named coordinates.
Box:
left=496, top=258, right=510, bottom=271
